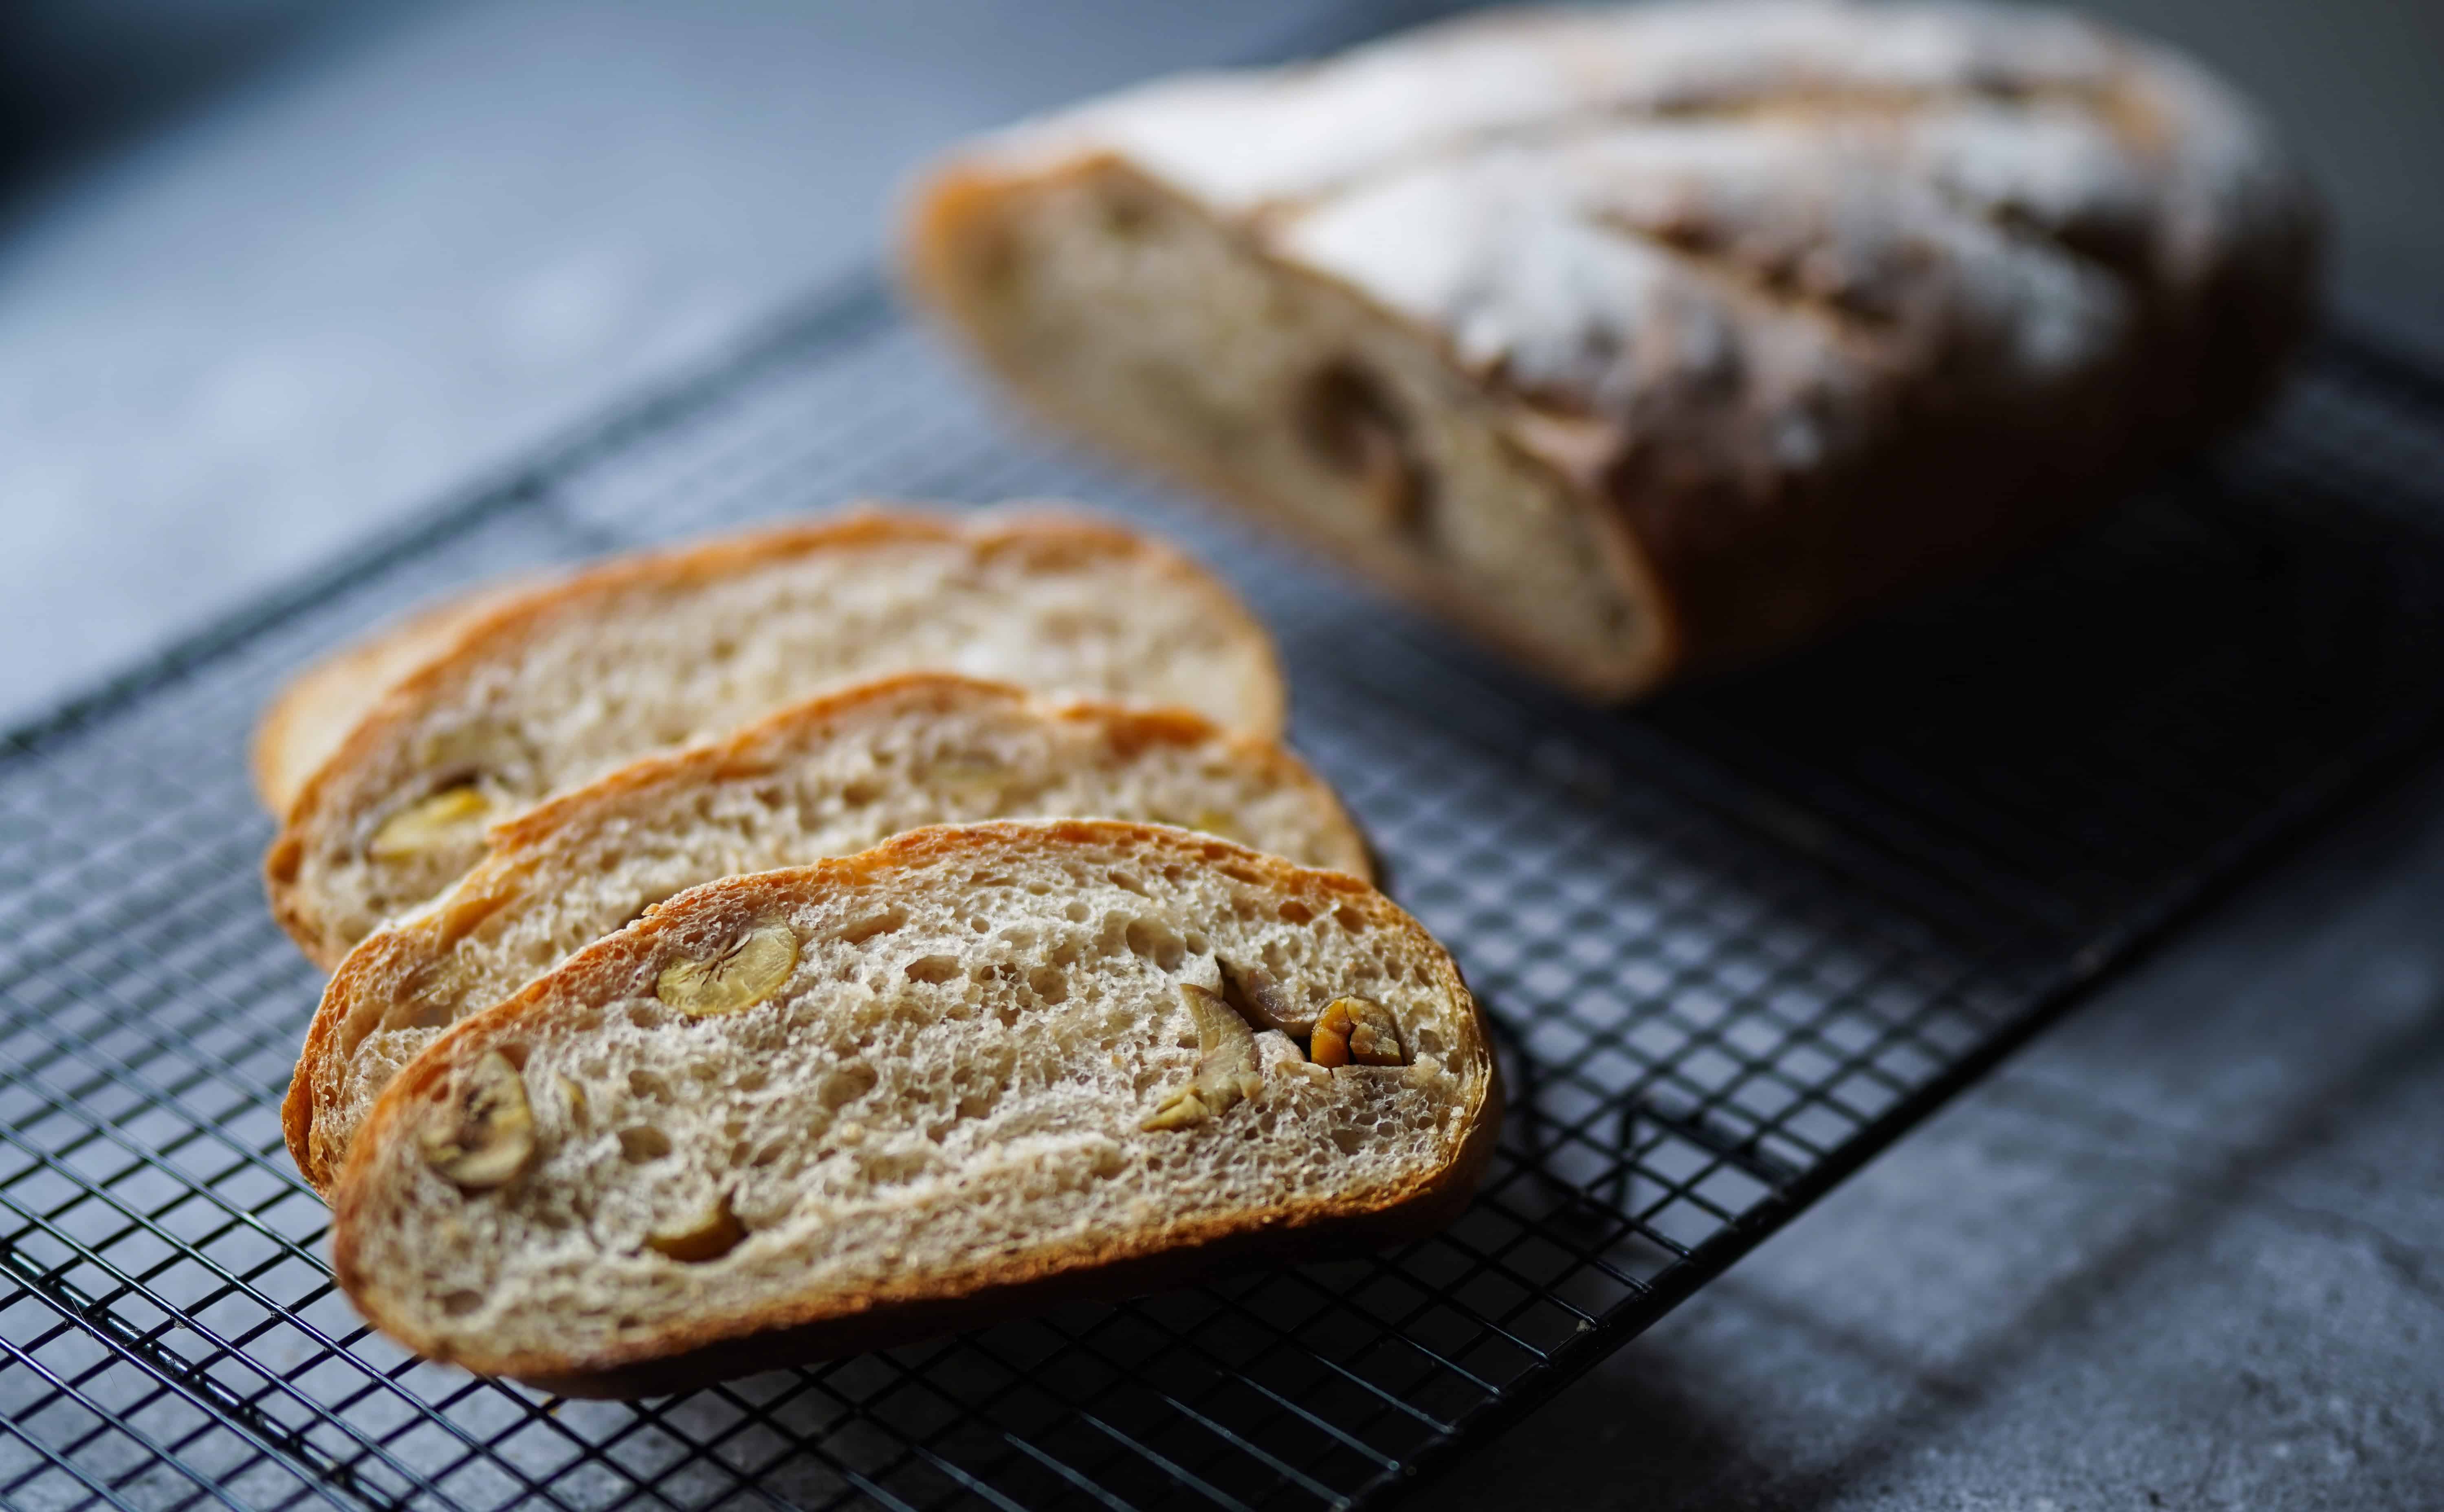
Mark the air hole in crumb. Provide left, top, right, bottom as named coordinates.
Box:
left=1101, top=187, right=1155, bottom=237
left=838, top=908, right=908, bottom=944
left=628, top=1070, right=671, bottom=1101
left=839, top=780, right=880, bottom=807
left=904, top=954, right=961, bottom=985
left=821, top=1062, right=878, bottom=1109
left=1063, top=901, right=1092, bottom=923
left=619, top=1127, right=672, bottom=1163
left=627, top=1005, right=658, bottom=1030
left=441, top=1290, right=483, bottom=1317
left=1278, top=900, right=1314, bottom=925
left=1335, top=906, right=1367, bottom=932
left=1182, top=930, right=1209, bottom=956
left=1028, top=966, right=1067, bottom=1004
left=1295, top=357, right=1432, bottom=536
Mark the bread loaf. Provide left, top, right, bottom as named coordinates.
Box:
left=286, top=673, right=1371, bottom=1192
left=264, top=508, right=1287, bottom=967
left=906, top=0, right=2317, bottom=697
left=331, top=820, right=1496, bottom=1395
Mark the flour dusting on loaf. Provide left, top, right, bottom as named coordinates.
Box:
left=332, top=822, right=1496, bottom=1393
left=907, top=0, right=2317, bottom=697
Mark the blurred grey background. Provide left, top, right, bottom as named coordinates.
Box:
left=2, top=3, right=2440, bottom=1508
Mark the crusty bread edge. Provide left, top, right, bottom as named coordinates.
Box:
left=898, top=154, right=1685, bottom=701
left=250, top=583, right=541, bottom=820
left=329, top=820, right=1499, bottom=1395
left=284, top=672, right=1373, bottom=1194
left=263, top=504, right=1289, bottom=968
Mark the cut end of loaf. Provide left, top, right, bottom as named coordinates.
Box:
left=331, top=821, right=1496, bottom=1387
left=905, top=161, right=1676, bottom=699
left=289, top=672, right=1373, bottom=1194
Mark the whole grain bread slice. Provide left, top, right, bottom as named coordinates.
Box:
left=265, top=507, right=1287, bottom=967
left=332, top=820, right=1496, bottom=1395
left=286, top=672, right=1372, bottom=1193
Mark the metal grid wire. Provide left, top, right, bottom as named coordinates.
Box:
left=6, top=253, right=2444, bottom=1510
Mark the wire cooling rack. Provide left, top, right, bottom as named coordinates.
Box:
left=11, top=154, right=2444, bottom=1512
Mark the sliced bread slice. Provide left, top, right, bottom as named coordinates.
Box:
left=287, top=672, right=1372, bottom=1192
left=332, top=820, right=1496, bottom=1396
left=265, top=507, right=1286, bottom=967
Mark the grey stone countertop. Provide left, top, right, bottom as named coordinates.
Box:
left=1410, top=761, right=2444, bottom=1510
left=2, top=2, right=2439, bottom=1508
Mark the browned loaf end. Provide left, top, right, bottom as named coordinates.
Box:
left=264, top=507, right=1287, bottom=968
left=287, top=673, right=1372, bottom=1193
left=331, top=821, right=1498, bottom=1395
left=905, top=0, right=2319, bottom=698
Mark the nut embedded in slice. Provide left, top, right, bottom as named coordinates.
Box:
left=927, top=757, right=1010, bottom=794
left=371, top=787, right=493, bottom=859
left=1311, top=997, right=1405, bottom=1068
left=646, top=1191, right=748, bottom=1263
left=419, top=1050, right=534, bottom=1189
left=1186, top=808, right=1244, bottom=843
left=1221, top=958, right=1312, bottom=1035
left=656, top=920, right=799, bottom=1018
left=1142, top=982, right=1265, bottom=1130
left=1296, top=360, right=1429, bottom=535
